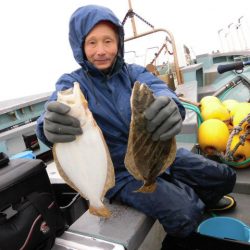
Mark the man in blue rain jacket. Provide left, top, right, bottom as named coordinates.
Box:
left=36, top=5, right=236, bottom=249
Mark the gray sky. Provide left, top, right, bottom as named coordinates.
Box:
left=0, top=0, right=250, bottom=101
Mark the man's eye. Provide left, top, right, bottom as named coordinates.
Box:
left=87, top=40, right=96, bottom=46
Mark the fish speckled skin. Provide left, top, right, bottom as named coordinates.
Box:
left=53, top=82, right=115, bottom=217
left=125, top=82, right=176, bottom=192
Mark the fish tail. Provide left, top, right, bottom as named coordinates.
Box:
left=135, top=182, right=157, bottom=193
left=89, top=205, right=111, bottom=218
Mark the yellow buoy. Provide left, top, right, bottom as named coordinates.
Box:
left=230, top=135, right=250, bottom=168
left=233, top=103, right=250, bottom=139
left=229, top=102, right=241, bottom=118
left=198, top=119, right=230, bottom=155
left=200, top=96, right=221, bottom=108
left=200, top=102, right=230, bottom=122
left=222, top=99, right=239, bottom=114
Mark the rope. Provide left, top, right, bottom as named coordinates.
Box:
left=165, top=42, right=173, bottom=56
left=122, top=9, right=154, bottom=29
left=150, top=39, right=173, bottom=65
left=122, top=9, right=132, bottom=25
left=221, top=157, right=250, bottom=167
left=225, top=126, right=243, bottom=161
left=188, top=98, right=250, bottom=167
left=224, top=113, right=250, bottom=162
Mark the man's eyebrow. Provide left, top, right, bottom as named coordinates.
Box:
left=86, top=35, right=116, bottom=41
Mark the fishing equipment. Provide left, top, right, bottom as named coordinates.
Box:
left=0, top=154, right=65, bottom=250
left=181, top=99, right=250, bottom=168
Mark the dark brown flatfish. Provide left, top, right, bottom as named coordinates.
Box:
left=125, top=81, right=176, bottom=192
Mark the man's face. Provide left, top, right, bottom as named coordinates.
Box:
left=84, top=22, right=118, bottom=71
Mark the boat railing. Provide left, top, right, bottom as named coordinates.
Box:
left=123, top=0, right=183, bottom=84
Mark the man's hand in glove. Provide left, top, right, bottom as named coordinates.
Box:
left=43, top=101, right=82, bottom=143
left=144, top=96, right=182, bottom=141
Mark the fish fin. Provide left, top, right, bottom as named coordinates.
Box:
left=159, top=137, right=177, bottom=175
left=135, top=182, right=157, bottom=193
left=104, top=150, right=115, bottom=193
left=89, top=205, right=111, bottom=218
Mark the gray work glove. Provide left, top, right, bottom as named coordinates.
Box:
left=43, top=101, right=82, bottom=143
left=144, top=96, right=182, bottom=141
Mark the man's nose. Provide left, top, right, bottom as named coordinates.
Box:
left=96, top=43, right=106, bottom=55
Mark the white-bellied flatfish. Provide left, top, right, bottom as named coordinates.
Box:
left=53, top=82, right=115, bottom=218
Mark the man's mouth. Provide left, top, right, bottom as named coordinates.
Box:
left=94, top=58, right=110, bottom=63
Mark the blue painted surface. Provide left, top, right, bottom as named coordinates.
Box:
left=198, top=217, right=250, bottom=243
left=10, top=150, right=36, bottom=159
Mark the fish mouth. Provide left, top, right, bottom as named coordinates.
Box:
left=57, top=83, right=82, bottom=107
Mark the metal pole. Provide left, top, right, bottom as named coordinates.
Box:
left=125, top=29, right=183, bottom=84
left=128, top=0, right=137, bottom=36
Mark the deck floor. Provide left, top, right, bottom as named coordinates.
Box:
left=226, top=192, right=250, bottom=225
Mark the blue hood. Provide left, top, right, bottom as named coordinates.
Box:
left=69, top=5, right=125, bottom=66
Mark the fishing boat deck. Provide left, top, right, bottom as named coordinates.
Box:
left=48, top=144, right=250, bottom=250
left=1, top=51, right=250, bottom=249
left=226, top=193, right=250, bottom=226
left=179, top=62, right=250, bottom=228
left=234, top=168, right=250, bottom=195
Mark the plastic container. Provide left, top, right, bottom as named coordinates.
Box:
left=10, top=150, right=36, bottom=160
left=197, top=217, right=250, bottom=243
